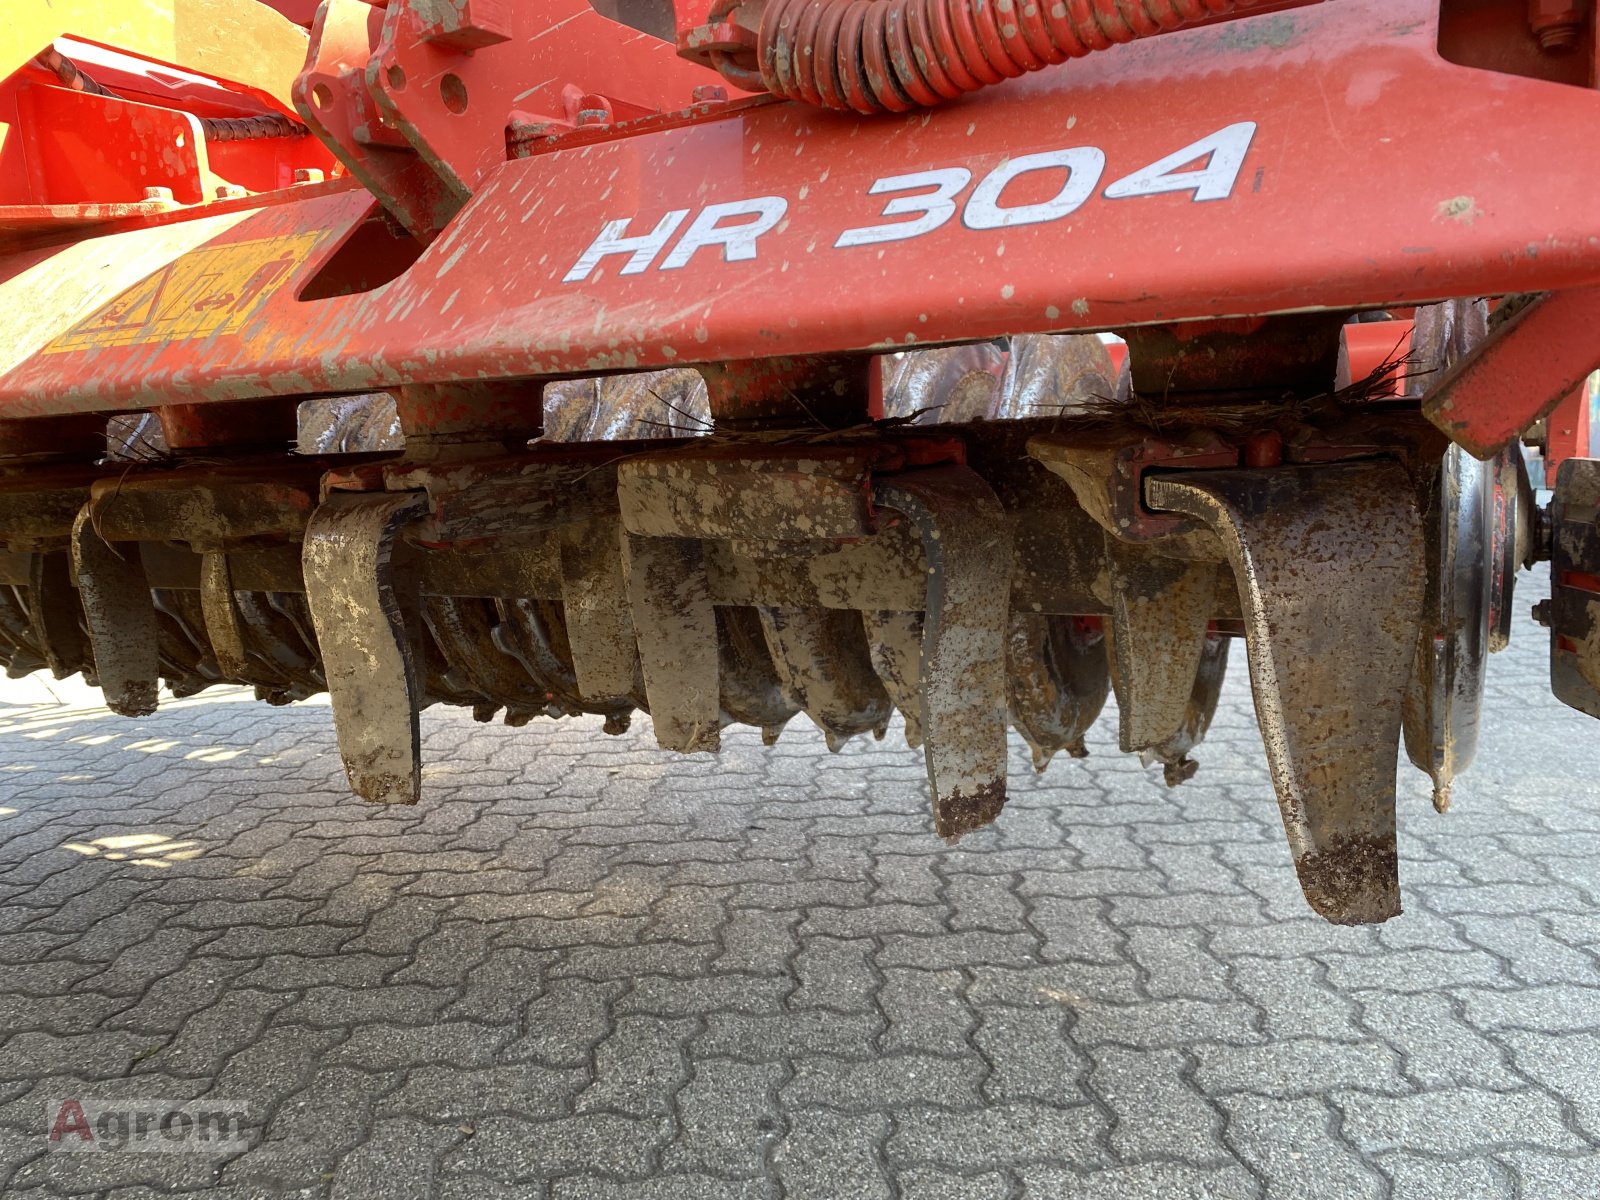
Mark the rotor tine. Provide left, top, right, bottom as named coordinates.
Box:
left=1006, top=612, right=1109, bottom=771
left=559, top=515, right=639, bottom=702
left=1103, top=537, right=1217, bottom=756
left=1140, top=634, right=1230, bottom=787
left=302, top=491, right=429, bottom=804
left=874, top=466, right=1013, bottom=841
left=199, top=551, right=252, bottom=681
left=1146, top=462, right=1424, bottom=924
left=757, top=606, right=892, bottom=751
left=622, top=532, right=721, bottom=752
left=715, top=605, right=800, bottom=735
left=70, top=507, right=159, bottom=716
left=864, top=609, right=925, bottom=749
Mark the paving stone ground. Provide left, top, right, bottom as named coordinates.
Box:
left=1, top=565, right=1597, bottom=1199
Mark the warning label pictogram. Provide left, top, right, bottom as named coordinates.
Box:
left=46, top=232, right=324, bottom=353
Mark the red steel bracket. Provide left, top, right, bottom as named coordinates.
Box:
left=1423, top=287, right=1600, bottom=460
left=295, top=0, right=727, bottom=241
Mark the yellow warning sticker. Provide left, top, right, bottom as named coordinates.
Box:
left=46, top=232, right=324, bottom=353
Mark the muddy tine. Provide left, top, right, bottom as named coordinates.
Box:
left=302, top=491, right=429, bottom=804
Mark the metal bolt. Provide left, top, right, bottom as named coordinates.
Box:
left=1242, top=430, right=1283, bottom=469
left=141, top=186, right=175, bottom=204
left=215, top=184, right=248, bottom=200
left=292, top=168, right=325, bottom=185
left=576, top=108, right=611, bottom=127
left=1532, top=598, right=1553, bottom=628
left=692, top=84, right=729, bottom=103
left=1529, top=0, right=1586, bottom=52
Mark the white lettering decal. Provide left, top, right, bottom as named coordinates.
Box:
left=562, top=210, right=689, bottom=283
left=963, top=148, right=1106, bottom=230
left=659, top=197, right=789, bottom=270
left=835, top=168, right=972, bottom=248
left=559, top=124, right=1260, bottom=285
left=1103, top=121, right=1257, bottom=203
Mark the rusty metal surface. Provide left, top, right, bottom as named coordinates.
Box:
left=617, top=445, right=879, bottom=541
left=231, top=587, right=324, bottom=702
left=863, top=608, right=925, bottom=747
left=0, top=309, right=1529, bottom=927
left=704, top=525, right=928, bottom=612
left=713, top=604, right=798, bottom=739
left=27, top=550, right=91, bottom=682
left=151, top=587, right=223, bottom=698
left=558, top=516, right=641, bottom=704
left=1402, top=443, right=1504, bottom=814
left=87, top=463, right=322, bottom=544
left=0, top=465, right=97, bottom=547
left=1147, top=463, right=1424, bottom=925
left=1402, top=299, right=1497, bottom=813
left=198, top=551, right=251, bottom=680
left=0, top=582, right=48, bottom=677
left=1030, top=429, right=1240, bottom=543
left=387, top=447, right=632, bottom=543
left=302, top=490, right=429, bottom=803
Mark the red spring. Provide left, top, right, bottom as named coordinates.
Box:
left=754, top=0, right=1257, bottom=113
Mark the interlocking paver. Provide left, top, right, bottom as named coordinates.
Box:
left=1378, top=1153, right=1515, bottom=1200
left=1193, top=1038, right=1409, bottom=1099
left=781, top=1053, right=986, bottom=1112
left=1352, top=991, right=1524, bottom=1091
left=1022, top=1162, right=1258, bottom=1200
left=972, top=1005, right=1086, bottom=1107
left=661, top=1058, right=783, bottom=1175
left=774, top=1108, right=891, bottom=1199
left=895, top=1165, right=1011, bottom=1200
left=1, top=567, right=1598, bottom=1198
left=580, top=1016, right=695, bottom=1119
left=885, top=1100, right=1106, bottom=1171
left=1089, top=1045, right=1222, bottom=1164
left=1217, top=1093, right=1386, bottom=1200
left=1337, top=1086, right=1587, bottom=1155
left=440, top=1112, right=667, bottom=1181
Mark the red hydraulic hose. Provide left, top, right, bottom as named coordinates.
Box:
left=716, top=0, right=1266, bottom=113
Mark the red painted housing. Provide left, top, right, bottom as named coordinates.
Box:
left=0, top=0, right=1598, bottom=431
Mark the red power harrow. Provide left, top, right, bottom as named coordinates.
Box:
left=2, top=0, right=1598, bottom=924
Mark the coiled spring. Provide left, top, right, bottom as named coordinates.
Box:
left=752, top=0, right=1257, bottom=113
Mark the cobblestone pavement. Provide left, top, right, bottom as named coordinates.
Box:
left=1, top=567, right=1598, bottom=1200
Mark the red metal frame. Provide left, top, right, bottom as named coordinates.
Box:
left=1423, top=289, right=1600, bottom=458
left=0, top=26, right=335, bottom=237
left=3, top=0, right=1600, bottom=425
left=1546, top=383, right=1595, bottom=479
